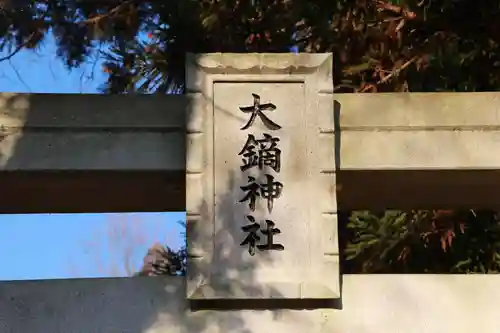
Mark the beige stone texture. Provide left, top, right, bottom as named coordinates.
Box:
left=337, top=92, right=500, bottom=128
left=185, top=53, right=339, bottom=300
left=2, top=275, right=500, bottom=333
left=0, top=93, right=187, bottom=170
left=336, top=92, right=500, bottom=169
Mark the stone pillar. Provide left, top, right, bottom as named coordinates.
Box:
left=185, top=53, right=339, bottom=301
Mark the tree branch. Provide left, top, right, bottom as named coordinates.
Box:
left=374, top=0, right=417, bottom=20
left=79, top=0, right=135, bottom=25
left=360, top=56, right=418, bottom=92
left=0, top=33, right=35, bottom=63
left=8, top=59, right=31, bottom=92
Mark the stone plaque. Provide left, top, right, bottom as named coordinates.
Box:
left=186, top=53, right=339, bottom=300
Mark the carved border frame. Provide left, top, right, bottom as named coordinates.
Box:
left=185, top=53, right=339, bottom=299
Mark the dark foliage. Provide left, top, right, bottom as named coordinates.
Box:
left=135, top=242, right=186, bottom=276
left=135, top=221, right=187, bottom=276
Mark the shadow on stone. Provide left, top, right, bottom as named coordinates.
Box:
left=186, top=93, right=343, bottom=311
left=0, top=93, right=186, bottom=213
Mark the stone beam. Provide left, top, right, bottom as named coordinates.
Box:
left=2, top=275, right=500, bottom=333
left=337, top=170, right=500, bottom=210
left=337, top=92, right=500, bottom=169
left=0, top=170, right=184, bottom=213
left=0, top=93, right=188, bottom=213
left=3, top=91, right=500, bottom=213
left=335, top=92, right=500, bottom=210
left=0, top=93, right=186, bottom=170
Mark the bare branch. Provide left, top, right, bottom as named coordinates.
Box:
left=79, top=0, right=135, bottom=25
left=70, top=214, right=166, bottom=277
left=0, top=33, right=36, bottom=63
left=359, top=56, right=418, bottom=93
left=374, top=0, right=417, bottom=20
left=8, top=59, right=31, bottom=92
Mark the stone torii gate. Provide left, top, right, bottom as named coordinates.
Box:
left=1, top=53, right=500, bottom=332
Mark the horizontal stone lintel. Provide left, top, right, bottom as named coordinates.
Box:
left=3, top=92, right=500, bottom=130
left=0, top=93, right=189, bottom=129
left=338, top=170, right=500, bottom=210
left=336, top=92, right=500, bottom=129
left=0, top=131, right=185, bottom=171
left=0, top=170, right=185, bottom=213
left=340, top=130, right=500, bottom=169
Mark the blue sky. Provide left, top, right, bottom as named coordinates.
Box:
left=0, top=33, right=185, bottom=280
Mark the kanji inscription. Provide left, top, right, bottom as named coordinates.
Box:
left=238, top=134, right=281, bottom=172
left=239, top=93, right=281, bottom=131
left=238, top=94, right=285, bottom=256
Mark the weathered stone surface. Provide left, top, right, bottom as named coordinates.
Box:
left=0, top=131, right=185, bottom=170
left=185, top=53, right=339, bottom=300
left=3, top=275, right=500, bottom=333
left=0, top=93, right=188, bottom=213
left=336, top=92, right=500, bottom=128
left=337, top=92, right=500, bottom=170
left=341, top=131, right=500, bottom=169
left=0, top=93, right=186, bottom=129
left=0, top=93, right=188, bottom=171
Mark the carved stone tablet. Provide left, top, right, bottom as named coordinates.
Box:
left=186, top=53, right=339, bottom=300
